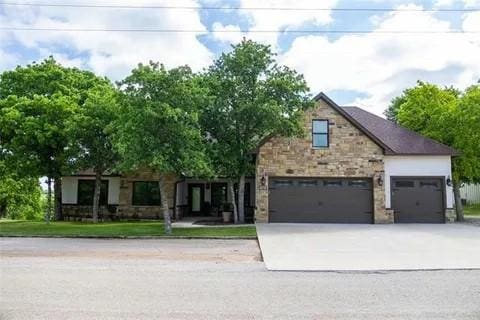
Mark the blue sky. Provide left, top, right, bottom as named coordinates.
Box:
left=1, top=0, right=479, bottom=115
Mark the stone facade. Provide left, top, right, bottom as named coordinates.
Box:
left=62, top=169, right=177, bottom=220
left=117, top=170, right=177, bottom=219
left=255, top=98, right=392, bottom=223
left=63, top=205, right=118, bottom=221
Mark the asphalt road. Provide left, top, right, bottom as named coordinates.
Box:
left=1, top=238, right=480, bottom=320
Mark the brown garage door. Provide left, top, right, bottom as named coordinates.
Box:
left=391, top=177, right=445, bottom=223
left=268, top=178, right=373, bottom=223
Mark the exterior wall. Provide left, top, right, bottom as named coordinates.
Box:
left=460, top=183, right=480, bottom=205
left=384, top=156, right=454, bottom=209
left=61, top=176, right=121, bottom=205
left=116, top=170, right=177, bottom=220
left=61, top=170, right=177, bottom=220
left=256, top=99, right=390, bottom=223
left=176, top=178, right=256, bottom=206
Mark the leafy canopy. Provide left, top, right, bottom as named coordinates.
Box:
left=114, top=62, right=210, bottom=176
left=202, top=39, right=313, bottom=178
left=393, top=81, right=480, bottom=184
left=0, top=57, right=106, bottom=178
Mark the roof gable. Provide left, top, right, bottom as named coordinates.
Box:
left=340, top=106, right=458, bottom=156
left=313, top=92, right=393, bottom=153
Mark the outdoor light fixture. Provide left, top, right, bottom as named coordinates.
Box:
left=260, top=171, right=267, bottom=187
left=260, top=175, right=266, bottom=187
left=446, top=176, right=452, bottom=187
left=377, top=175, right=383, bottom=187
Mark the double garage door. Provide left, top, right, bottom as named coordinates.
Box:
left=268, top=177, right=446, bottom=224
left=269, top=178, right=373, bottom=223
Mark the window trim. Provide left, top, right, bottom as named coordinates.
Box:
left=132, top=181, right=161, bottom=206
left=312, top=119, right=329, bottom=148
left=77, top=179, right=109, bottom=206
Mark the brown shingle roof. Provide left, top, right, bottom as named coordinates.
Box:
left=340, top=106, right=458, bottom=156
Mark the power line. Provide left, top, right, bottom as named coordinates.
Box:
left=0, top=2, right=479, bottom=12
left=0, top=27, right=478, bottom=34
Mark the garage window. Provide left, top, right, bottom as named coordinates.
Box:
left=298, top=180, right=318, bottom=187
left=420, top=181, right=439, bottom=188
left=312, top=120, right=329, bottom=147
left=348, top=180, right=370, bottom=188
left=324, top=180, right=343, bottom=187
left=395, top=180, right=414, bottom=188
left=274, top=180, right=294, bottom=187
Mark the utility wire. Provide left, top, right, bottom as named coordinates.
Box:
left=0, top=2, right=479, bottom=12
left=0, top=27, right=477, bottom=34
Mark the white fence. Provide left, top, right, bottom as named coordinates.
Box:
left=460, top=184, right=480, bottom=205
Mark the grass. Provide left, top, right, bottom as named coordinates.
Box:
left=0, top=220, right=257, bottom=238
left=464, top=204, right=480, bottom=217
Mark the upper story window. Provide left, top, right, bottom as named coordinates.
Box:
left=312, top=119, right=329, bottom=148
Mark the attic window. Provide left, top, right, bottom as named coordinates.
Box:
left=312, top=119, right=329, bottom=148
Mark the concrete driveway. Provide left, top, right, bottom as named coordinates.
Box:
left=256, top=223, right=480, bottom=271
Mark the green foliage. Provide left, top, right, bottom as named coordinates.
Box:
left=454, top=85, right=480, bottom=184
left=384, top=95, right=406, bottom=123
left=114, top=62, right=210, bottom=176
left=0, top=160, right=44, bottom=220
left=202, top=39, right=313, bottom=178
left=73, top=82, right=119, bottom=172
left=0, top=57, right=108, bottom=179
left=0, top=57, right=112, bottom=221
left=394, top=82, right=480, bottom=184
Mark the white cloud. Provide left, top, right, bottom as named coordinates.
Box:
left=280, top=4, right=480, bottom=116
left=435, top=0, right=480, bottom=7
left=0, top=0, right=213, bottom=79
left=211, top=22, right=246, bottom=43
left=237, top=0, right=339, bottom=47
left=463, top=11, right=480, bottom=32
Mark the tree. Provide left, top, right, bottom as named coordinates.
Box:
left=393, top=82, right=480, bottom=221
left=0, top=156, right=44, bottom=220
left=201, top=39, right=312, bottom=223
left=114, top=63, right=210, bottom=234
left=0, top=58, right=100, bottom=221
left=384, top=95, right=406, bottom=123
left=73, top=82, right=119, bottom=223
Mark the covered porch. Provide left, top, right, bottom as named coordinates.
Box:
left=174, top=178, right=256, bottom=223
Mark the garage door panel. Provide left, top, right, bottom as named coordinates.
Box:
left=392, top=177, right=445, bottom=223
left=269, top=178, right=373, bottom=223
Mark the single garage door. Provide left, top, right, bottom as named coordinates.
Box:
left=268, top=178, right=373, bottom=223
left=391, top=177, right=445, bottom=223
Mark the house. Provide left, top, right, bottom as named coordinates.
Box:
left=62, top=93, right=458, bottom=223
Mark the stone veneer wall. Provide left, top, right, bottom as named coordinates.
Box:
left=62, top=170, right=177, bottom=220
left=255, top=99, right=392, bottom=224
left=117, top=170, right=177, bottom=219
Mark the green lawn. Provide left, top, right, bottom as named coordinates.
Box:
left=464, top=204, right=480, bottom=217
left=0, top=220, right=257, bottom=238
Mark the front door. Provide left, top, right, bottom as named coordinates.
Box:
left=188, top=184, right=204, bottom=216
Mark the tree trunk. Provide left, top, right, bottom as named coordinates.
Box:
left=0, top=202, right=6, bottom=218
left=453, top=181, right=464, bottom=222
left=46, top=177, right=52, bottom=224
left=92, top=169, right=102, bottom=223
left=237, top=174, right=245, bottom=224
left=159, top=176, right=172, bottom=235
left=54, top=177, right=63, bottom=221
left=228, top=180, right=238, bottom=224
